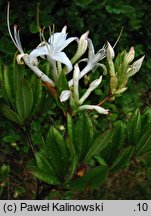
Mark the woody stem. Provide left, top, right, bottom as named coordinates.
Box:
left=97, top=91, right=113, bottom=106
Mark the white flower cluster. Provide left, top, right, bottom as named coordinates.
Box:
left=7, top=3, right=144, bottom=115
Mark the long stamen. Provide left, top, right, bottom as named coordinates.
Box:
left=48, top=26, right=53, bottom=48
left=7, top=3, right=19, bottom=50
left=49, top=24, right=55, bottom=47
left=113, top=26, right=124, bottom=48
left=39, top=28, right=43, bottom=44
left=13, top=25, right=24, bottom=53
left=48, top=26, right=52, bottom=41
left=7, top=2, right=24, bottom=54
left=16, top=29, right=23, bottom=49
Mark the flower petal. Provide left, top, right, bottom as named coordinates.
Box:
left=58, top=37, right=77, bottom=51
left=49, top=30, right=76, bottom=52
left=88, top=38, right=95, bottom=58
left=73, top=63, right=80, bottom=102
left=127, top=55, right=145, bottom=77
left=79, top=105, right=109, bottom=114
left=29, top=45, right=49, bottom=63
left=48, top=32, right=67, bottom=49
left=79, top=76, right=102, bottom=105
left=16, top=53, right=27, bottom=64
left=60, top=90, right=71, bottom=102
left=61, top=25, right=67, bottom=34
left=52, top=51, right=73, bottom=73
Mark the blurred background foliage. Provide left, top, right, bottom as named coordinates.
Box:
left=0, top=0, right=151, bottom=199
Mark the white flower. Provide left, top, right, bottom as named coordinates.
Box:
left=79, top=105, right=109, bottom=115
left=68, top=39, right=106, bottom=87
left=7, top=3, right=55, bottom=86
left=29, top=26, right=77, bottom=75
left=79, top=75, right=102, bottom=105
left=60, top=64, right=108, bottom=115
left=73, top=63, right=80, bottom=102
left=79, top=39, right=106, bottom=78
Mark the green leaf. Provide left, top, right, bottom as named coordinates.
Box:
left=68, top=166, right=109, bottom=191
left=67, top=113, right=74, bottom=144
left=141, top=108, right=151, bottom=136
left=12, top=59, right=25, bottom=96
left=30, top=168, right=59, bottom=185
left=0, top=164, right=10, bottom=182
left=56, top=71, right=69, bottom=94
left=3, top=65, right=15, bottom=108
left=74, top=113, right=94, bottom=162
left=83, top=129, right=113, bottom=163
left=0, top=58, right=3, bottom=81
left=2, top=105, right=23, bottom=125
left=75, top=0, right=94, bottom=7
left=94, top=156, right=108, bottom=167
left=126, top=109, right=141, bottom=146
left=16, top=79, right=33, bottom=121
left=66, top=114, right=78, bottom=182
left=45, top=127, right=69, bottom=180
left=105, top=122, right=125, bottom=165
left=135, top=128, right=151, bottom=155
left=29, top=21, right=39, bottom=33
left=0, top=36, right=15, bottom=54
left=35, top=152, right=57, bottom=177
left=31, top=78, right=43, bottom=115
left=29, top=152, right=59, bottom=185
left=132, top=109, right=141, bottom=145
left=110, top=146, right=134, bottom=172
left=3, top=132, right=21, bottom=143
left=66, top=153, right=78, bottom=183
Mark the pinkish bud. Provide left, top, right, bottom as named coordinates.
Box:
left=124, top=46, right=135, bottom=64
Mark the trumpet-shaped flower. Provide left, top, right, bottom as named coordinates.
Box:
left=7, top=3, right=55, bottom=86
left=79, top=105, right=109, bottom=114
left=29, top=26, right=77, bottom=81
left=68, top=39, right=106, bottom=87
left=79, top=75, right=102, bottom=105
left=60, top=64, right=109, bottom=115
left=73, top=63, right=80, bottom=102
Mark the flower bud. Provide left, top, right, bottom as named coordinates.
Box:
left=115, top=87, right=127, bottom=95
left=124, top=46, right=135, bottom=64
left=89, top=75, right=102, bottom=90
left=106, top=41, right=115, bottom=60
left=71, top=31, right=89, bottom=64
left=61, top=25, right=67, bottom=34
left=110, top=76, right=118, bottom=93
left=127, top=55, right=145, bottom=77
left=73, top=63, right=80, bottom=102
left=60, top=90, right=71, bottom=102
